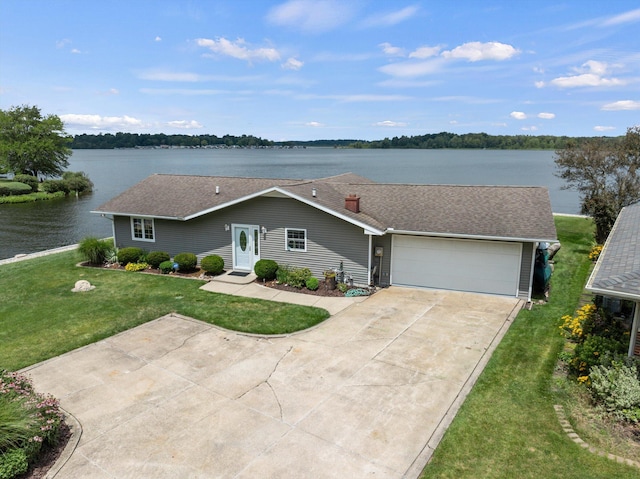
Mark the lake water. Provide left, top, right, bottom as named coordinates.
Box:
left=0, top=148, right=580, bottom=260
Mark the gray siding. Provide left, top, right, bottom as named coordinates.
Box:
left=372, top=235, right=392, bottom=286
left=113, top=197, right=371, bottom=284
left=518, top=242, right=534, bottom=300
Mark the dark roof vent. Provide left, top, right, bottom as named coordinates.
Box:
left=345, top=194, right=360, bottom=213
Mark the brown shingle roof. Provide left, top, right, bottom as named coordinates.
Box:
left=93, top=173, right=557, bottom=241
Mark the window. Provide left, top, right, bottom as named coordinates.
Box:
left=131, top=217, right=155, bottom=242
left=286, top=228, right=306, bottom=251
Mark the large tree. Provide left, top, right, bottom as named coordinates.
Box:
left=555, top=126, right=640, bottom=243
left=0, top=105, right=72, bottom=177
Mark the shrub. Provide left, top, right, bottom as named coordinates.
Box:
left=590, top=361, right=640, bottom=422
left=0, top=448, right=29, bottom=478
left=306, top=277, right=319, bottom=291
left=337, top=282, right=349, bottom=293
left=201, top=255, right=224, bottom=275
left=288, top=267, right=312, bottom=289
left=12, top=175, right=38, bottom=193
left=0, top=370, right=63, bottom=476
left=569, top=335, right=626, bottom=377
left=41, top=179, right=69, bottom=194
left=0, top=182, right=31, bottom=197
left=117, top=247, right=144, bottom=266
left=254, top=259, right=278, bottom=280
left=125, top=262, right=149, bottom=272
left=159, top=260, right=174, bottom=274
left=78, top=237, right=113, bottom=265
left=62, top=171, right=93, bottom=193
left=173, top=252, right=197, bottom=272
left=146, top=251, right=170, bottom=268
left=276, top=265, right=292, bottom=284
left=560, top=303, right=596, bottom=341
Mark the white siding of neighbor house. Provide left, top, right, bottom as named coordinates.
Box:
left=113, top=196, right=371, bottom=285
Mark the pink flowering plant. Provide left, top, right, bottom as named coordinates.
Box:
left=0, top=369, right=63, bottom=477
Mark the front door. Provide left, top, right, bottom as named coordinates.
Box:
left=232, top=225, right=259, bottom=271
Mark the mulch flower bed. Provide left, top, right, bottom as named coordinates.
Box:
left=18, top=422, right=72, bottom=479
left=259, top=279, right=368, bottom=297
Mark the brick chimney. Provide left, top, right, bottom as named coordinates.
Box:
left=345, top=194, right=360, bottom=213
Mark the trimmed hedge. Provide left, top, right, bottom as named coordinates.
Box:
left=159, top=260, right=174, bottom=274
left=173, top=252, right=197, bottom=272
left=0, top=182, right=31, bottom=196
left=254, top=259, right=278, bottom=280
left=201, top=255, right=224, bottom=275
left=146, top=251, right=170, bottom=268
left=13, top=174, right=38, bottom=192
left=117, top=247, right=144, bottom=266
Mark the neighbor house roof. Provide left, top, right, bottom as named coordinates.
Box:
left=93, top=172, right=557, bottom=242
left=586, top=202, right=640, bottom=302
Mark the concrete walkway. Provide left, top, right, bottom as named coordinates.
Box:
left=24, top=287, right=521, bottom=478
left=200, top=272, right=368, bottom=316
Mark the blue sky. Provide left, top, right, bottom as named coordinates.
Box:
left=1, top=1, right=639, bottom=141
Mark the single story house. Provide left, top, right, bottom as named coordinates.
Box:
left=92, top=173, right=557, bottom=300
left=585, top=202, right=640, bottom=357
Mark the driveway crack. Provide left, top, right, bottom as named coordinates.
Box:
left=237, top=346, right=293, bottom=421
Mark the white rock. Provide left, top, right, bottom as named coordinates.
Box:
left=72, top=280, right=95, bottom=292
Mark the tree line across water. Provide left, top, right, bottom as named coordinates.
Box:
left=70, top=131, right=622, bottom=150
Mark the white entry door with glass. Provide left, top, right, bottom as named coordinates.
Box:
left=232, top=224, right=260, bottom=271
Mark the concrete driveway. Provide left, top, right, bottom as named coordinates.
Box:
left=23, top=287, right=521, bottom=478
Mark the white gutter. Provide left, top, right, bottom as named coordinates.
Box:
left=385, top=228, right=557, bottom=244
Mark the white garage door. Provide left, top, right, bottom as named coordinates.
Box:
left=391, top=236, right=522, bottom=296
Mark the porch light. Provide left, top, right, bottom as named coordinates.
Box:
left=261, top=226, right=267, bottom=234
left=225, top=224, right=230, bottom=231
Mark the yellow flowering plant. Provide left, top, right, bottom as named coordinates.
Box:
left=124, top=262, right=149, bottom=272
left=588, top=244, right=603, bottom=261
left=560, top=303, right=596, bottom=341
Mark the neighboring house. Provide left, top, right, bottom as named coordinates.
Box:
left=92, top=172, right=557, bottom=300
left=585, top=202, right=640, bottom=357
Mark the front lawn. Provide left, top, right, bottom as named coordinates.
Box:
left=421, top=215, right=638, bottom=478
left=0, top=251, right=329, bottom=370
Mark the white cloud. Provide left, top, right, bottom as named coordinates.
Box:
left=547, top=60, right=625, bottom=88
left=594, top=125, right=616, bottom=131
left=537, top=112, right=555, bottom=119
left=60, top=114, right=144, bottom=130
left=139, top=71, right=202, bottom=82
left=601, top=8, right=640, bottom=27
left=379, top=42, right=405, bottom=57
left=510, top=111, right=527, bottom=120
left=56, top=39, right=71, bottom=49
left=441, top=42, right=520, bottom=62
left=71, top=48, right=82, bottom=54
left=374, top=120, right=407, bottom=127
left=521, top=126, right=538, bottom=131
left=155, top=36, right=162, bottom=42
left=378, top=58, right=446, bottom=78
left=535, top=80, right=545, bottom=88
left=196, top=37, right=280, bottom=62
left=282, top=57, right=304, bottom=70
left=361, top=5, right=419, bottom=27
left=166, top=120, right=203, bottom=129
left=409, top=45, right=442, bottom=59
left=305, top=121, right=324, bottom=127
left=601, top=100, right=640, bottom=111
left=266, top=0, right=354, bottom=33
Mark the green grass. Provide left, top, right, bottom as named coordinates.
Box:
left=421, top=215, right=639, bottom=478
left=0, top=191, right=65, bottom=203
left=0, top=251, right=329, bottom=370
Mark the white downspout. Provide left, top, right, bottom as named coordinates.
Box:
left=367, top=234, right=372, bottom=286
left=628, top=302, right=639, bottom=357
left=527, top=242, right=538, bottom=302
